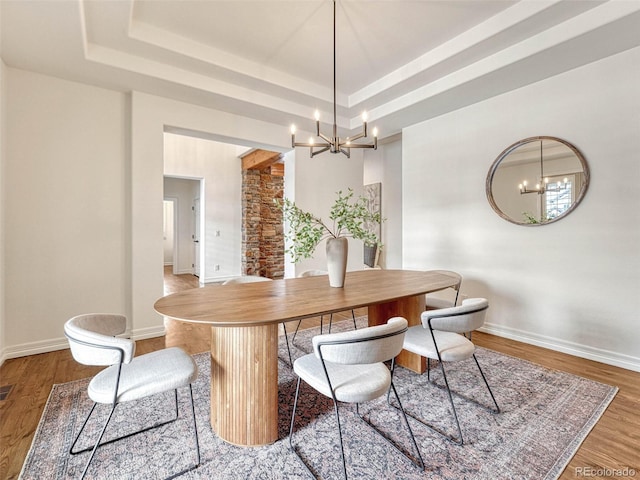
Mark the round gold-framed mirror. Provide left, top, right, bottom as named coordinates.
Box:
left=486, top=136, right=589, bottom=226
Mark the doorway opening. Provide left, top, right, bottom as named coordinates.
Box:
left=163, top=176, right=203, bottom=294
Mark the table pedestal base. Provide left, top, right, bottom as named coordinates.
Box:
left=210, top=324, right=279, bottom=446
left=368, top=295, right=427, bottom=374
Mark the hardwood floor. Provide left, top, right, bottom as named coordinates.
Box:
left=1, top=275, right=638, bottom=479
left=163, top=265, right=200, bottom=295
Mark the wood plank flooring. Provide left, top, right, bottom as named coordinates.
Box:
left=163, top=265, right=201, bottom=295
left=1, top=270, right=638, bottom=479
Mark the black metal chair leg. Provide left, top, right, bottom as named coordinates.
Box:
left=289, top=379, right=349, bottom=480
left=288, top=378, right=316, bottom=479
left=358, top=385, right=424, bottom=471
left=331, top=400, right=348, bottom=480
left=70, top=402, right=98, bottom=455
left=388, top=360, right=464, bottom=445
left=80, top=402, right=118, bottom=479
left=327, top=311, right=357, bottom=334
left=388, top=382, right=425, bottom=469
left=188, top=384, right=201, bottom=468
left=473, top=354, right=500, bottom=413
left=288, top=377, right=301, bottom=450
left=437, top=360, right=464, bottom=445
left=74, top=388, right=201, bottom=480
left=71, top=390, right=181, bottom=455
left=282, top=322, right=293, bottom=365
left=166, top=384, right=201, bottom=480
left=291, top=319, right=303, bottom=344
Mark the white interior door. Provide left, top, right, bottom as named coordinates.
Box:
left=193, top=197, right=201, bottom=277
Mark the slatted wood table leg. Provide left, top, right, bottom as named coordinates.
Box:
left=210, top=324, right=279, bottom=446
left=368, top=295, right=427, bottom=373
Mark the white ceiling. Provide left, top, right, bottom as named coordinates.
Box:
left=2, top=0, right=640, bottom=140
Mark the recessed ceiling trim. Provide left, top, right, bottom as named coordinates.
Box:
left=348, top=0, right=561, bottom=108
left=127, top=19, right=339, bottom=107
left=357, top=0, right=640, bottom=128
left=84, top=43, right=325, bottom=122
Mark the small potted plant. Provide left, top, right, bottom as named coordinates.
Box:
left=278, top=189, right=382, bottom=287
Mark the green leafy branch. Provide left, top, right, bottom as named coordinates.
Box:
left=522, top=211, right=548, bottom=224
left=277, top=189, right=383, bottom=262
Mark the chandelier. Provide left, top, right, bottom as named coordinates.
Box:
left=290, top=0, right=378, bottom=158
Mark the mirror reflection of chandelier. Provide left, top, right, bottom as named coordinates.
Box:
left=289, top=0, right=378, bottom=158
left=519, top=178, right=547, bottom=195
left=519, top=140, right=551, bottom=195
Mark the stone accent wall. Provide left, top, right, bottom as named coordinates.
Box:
left=241, top=166, right=284, bottom=279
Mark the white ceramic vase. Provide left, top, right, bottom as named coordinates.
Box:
left=326, top=237, right=348, bottom=287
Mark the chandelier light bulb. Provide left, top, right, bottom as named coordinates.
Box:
left=314, top=110, right=320, bottom=121
left=372, top=127, right=378, bottom=137
left=362, top=111, right=368, bottom=122
left=309, top=137, right=314, bottom=145
left=523, top=180, right=528, bottom=187
left=290, top=125, right=296, bottom=134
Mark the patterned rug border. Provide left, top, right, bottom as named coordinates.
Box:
left=452, top=343, right=619, bottom=480
left=20, top=317, right=619, bottom=480
left=545, top=383, right=617, bottom=479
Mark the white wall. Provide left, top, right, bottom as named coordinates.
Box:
left=0, top=59, right=6, bottom=358
left=403, top=46, right=640, bottom=371
left=363, top=136, right=403, bottom=268
left=0, top=70, right=291, bottom=360
left=164, top=134, right=242, bottom=282
left=3, top=68, right=129, bottom=357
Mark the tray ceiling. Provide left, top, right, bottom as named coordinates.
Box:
left=2, top=0, right=640, bottom=138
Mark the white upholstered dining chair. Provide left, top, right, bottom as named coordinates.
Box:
left=64, top=314, right=200, bottom=479
left=425, top=270, right=462, bottom=310
left=288, top=317, right=424, bottom=480
left=399, top=298, right=500, bottom=445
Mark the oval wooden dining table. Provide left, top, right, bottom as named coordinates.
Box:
left=154, top=269, right=459, bottom=447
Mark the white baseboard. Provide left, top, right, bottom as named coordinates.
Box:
left=4, top=321, right=638, bottom=374
left=480, top=322, right=640, bottom=373
left=202, top=275, right=234, bottom=284
left=129, top=325, right=166, bottom=341
left=1, top=338, right=69, bottom=365
left=0, top=326, right=167, bottom=366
